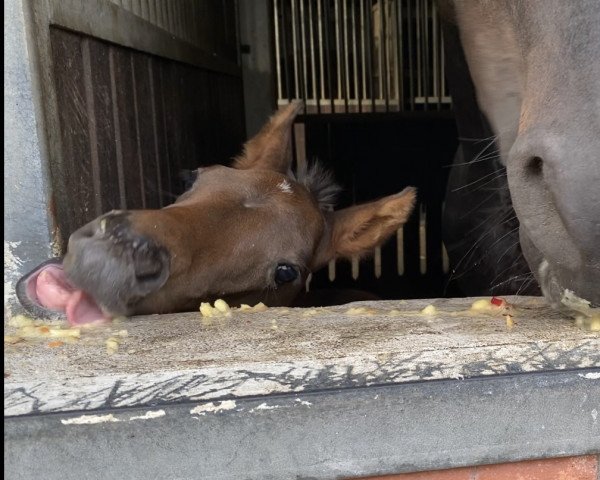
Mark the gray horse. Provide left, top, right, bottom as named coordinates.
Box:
left=442, top=0, right=599, bottom=311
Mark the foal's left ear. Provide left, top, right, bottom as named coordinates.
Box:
left=233, top=101, right=303, bottom=173
left=311, top=187, right=417, bottom=270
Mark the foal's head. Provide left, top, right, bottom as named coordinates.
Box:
left=18, top=102, right=416, bottom=324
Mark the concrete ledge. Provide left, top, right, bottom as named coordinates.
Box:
left=4, top=296, right=600, bottom=478
left=5, top=297, right=600, bottom=416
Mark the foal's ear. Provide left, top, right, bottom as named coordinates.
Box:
left=312, top=187, right=417, bottom=270
left=233, top=101, right=303, bottom=173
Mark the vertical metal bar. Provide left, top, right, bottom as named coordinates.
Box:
left=440, top=26, right=452, bottom=104
left=374, top=246, right=382, bottom=278
left=317, top=0, right=326, bottom=109
left=343, top=0, right=350, bottom=112
left=396, top=0, right=404, bottom=111
left=328, top=259, right=336, bottom=282
left=416, top=0, right=422, bottom=102
left=407, top=0, right=414, bottom=110
left=274, top=0, right=283, bottom=102
left=376, top=2, right=382, bottom=104
left=441, top=28, right=447, bottom=104
left=381, top=0, right=389, bottom=111
left=437, top=3, right=444, bottom=108
left=352, top=256, right=359, bottom=280
left=308, top=0, right=318, bottom=111
left=423, top=0, right=430, bottom=109
left=442, top=242, right=450, bottom=274
left=366, top=0, right=375, bottom=112
left=291, top=0, right=300, bottom=99
left=299, top=0, right=309, bottom=104
left=351, top=0, right=358, bottom=111
left=324, top=0, right=335, bottom=112
left=397, top=227, right=405, bottom=275
left=432, top=0, right=439, bottom=109
left=334, top=0, right=342, bottom=108
left=360, top=0, right=366, bottom=112
left=280, top=0, right=292, bottom=101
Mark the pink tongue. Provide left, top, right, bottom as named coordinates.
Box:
left=36, top=267, right=74, bottom=310
left=65, top=290, right=107, bottom=326
left=35, top=265, right=109, bottom=326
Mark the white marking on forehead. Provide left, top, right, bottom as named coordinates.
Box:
left=277, top=180, right=293, bottom=194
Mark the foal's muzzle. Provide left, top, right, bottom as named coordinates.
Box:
left=63, top=211, right=170, bottom=315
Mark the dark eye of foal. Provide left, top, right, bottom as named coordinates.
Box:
left=274, top=264, right=299, bottom=285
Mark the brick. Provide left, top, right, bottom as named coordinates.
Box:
left=351, top=455, right=598, bottom=480
left=474, top=455, right=598, bottom=480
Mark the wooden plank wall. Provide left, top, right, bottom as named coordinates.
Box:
left=48, top=27, right=245, bottom=248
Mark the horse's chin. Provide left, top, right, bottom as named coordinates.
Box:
left=519, top=229, right=600, bottom=313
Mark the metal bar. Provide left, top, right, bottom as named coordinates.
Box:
left=423, top=0, right=430, bottom=110
left=291, top=0, right=300, bottom=98
left=352, top=256, right=359, bottom=280
left=351, top=0, right=358, bottom=110
left=360, top=0, right=366, bottom=112
left=397, top=227, right=404, bottom=275
left=324, top=0, right=335, bottom=112
left=308, top=0, right=318, bottom=110
left=432, top=0, right=439, bottom=109
left=317, top=0, right=325, bottom=110
left=274, top=0, right=283, bottom=102
left=416, top=0, right=422, bottom=101
left=407, top=0, right=414, bottom=110
left=334, top=0, right=342, bottom=107
left=374, top=246, right=382, bottom=278
left=396, top=0, right=404, bottom=111
left=441, top=26, right=447, bottom=102
left=436, top=2, right=443, bottom=108
left=280, top=0, right=292, bottom=101
left=381, top=0, right=389, bottom=111
left=366, top=0, right=375, bottom=112
left=299, top=0, right=309, bottom=103
left=343, top=0, right=350, bottom=112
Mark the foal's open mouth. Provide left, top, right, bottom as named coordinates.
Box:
left=16, top=258, right=110, bottom=326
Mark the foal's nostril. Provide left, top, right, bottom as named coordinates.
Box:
left=132, top=239, right=167, bottom=282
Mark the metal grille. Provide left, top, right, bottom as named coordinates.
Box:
left=273, top=0, right=451, bottom=113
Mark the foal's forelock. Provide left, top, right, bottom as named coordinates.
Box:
left=290, top=161, right=342, bottom=211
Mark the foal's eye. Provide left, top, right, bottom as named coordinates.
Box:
left=274, top=263, right=299, bottom=285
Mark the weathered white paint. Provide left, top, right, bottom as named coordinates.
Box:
left=190, top=400, right=237, bottom=416
left=129, top=410, right=166, bottom=421
left=61, top=414, right=120, bottom=425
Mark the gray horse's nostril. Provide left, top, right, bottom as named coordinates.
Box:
left=526, top=156, right=543, bottom=176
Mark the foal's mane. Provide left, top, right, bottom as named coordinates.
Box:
left=290, top=161, right=341, bottom=211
